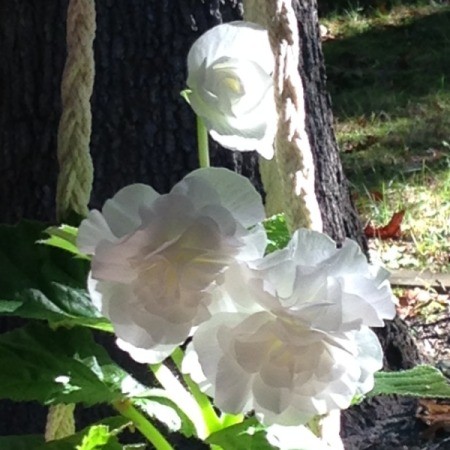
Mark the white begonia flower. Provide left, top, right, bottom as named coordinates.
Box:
left=184, top=229, right=396, bottom=425
left=187, top=21, right=276, bottom=159
left=249, top=229, right=397, bottom=331
left=187, top=312, right=383, bottom=426
left=77, top=167, right=267, bottom=364
left=266, top=424, right=334, bottom=450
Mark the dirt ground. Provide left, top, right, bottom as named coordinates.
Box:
left=341, top=281, right=450, bottom=450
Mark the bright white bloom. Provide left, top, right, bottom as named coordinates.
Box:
left=251, top=229, right=397, bottom=331
left=184, top=229, right=396, bottom=425
left=186, top=312, right=383, bottom=425
left=187, top=21, right=276, bottom=159
left=77, top=167, right=267, bottom=364
left=266, top=424, right=334, bottom=450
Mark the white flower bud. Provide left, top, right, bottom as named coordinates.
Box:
left=187, top=22, right=276, bottom=159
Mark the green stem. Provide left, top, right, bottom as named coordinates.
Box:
left=113, top=400, right=173, bottom=450
left=151, top=361, right=211, bottom=439
left=220, top=412, right=244, bottom=428
left=171, top=347, right=222, bottom=435
left=196, top=115, right=210, bottom=168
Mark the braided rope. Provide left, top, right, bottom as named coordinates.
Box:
left=48, top=0, right=96, bottom=436
left=244, top=0, right=322, bottom=233
left=243, top=2, right=340, bottom=447
left=243, top=0, right=285, bottom=218
left=45, top=403, right=75, bottom=441
left=56, top=0, right=96, bottom=220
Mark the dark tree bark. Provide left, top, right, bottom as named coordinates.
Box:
left=290, top=5, right=424, bottom=446
left=0, top=0, right=423, bottom=448
left=0, top=0, right=258, bottom=224
left=293, top=0, right=366, bottom=250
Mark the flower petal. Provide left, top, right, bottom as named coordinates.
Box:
left=102, top=183, right=160, bottom=238
left=185, top=167, right=265, bottom=227
left=238, top=224, right=268, bottom=261
left=77, top=210, right=116, bottom=254
left=339, top=276, right=396, bottom=326
left=116, top=339, right=177, bottom=365
left=266, top=424, right=334, bottom=450
left=187, top=22, right=273, bottom=80
left=290, top=229, right=338, bottom=266
left=88, top=275, right=191, bottom=363
left=192, top=312, right=255, bottom=413
left=209, top=128, right=275, bottom=159
left=80, top=168, right=268, bottom=365
left=351, top=326, right=383, bottom=394
left=181, top=343, right=213, bottom=396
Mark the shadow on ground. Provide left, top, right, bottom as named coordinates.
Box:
left=322, top=7, right=450, bottom=186
left=324, top=9, right=450, bottom=117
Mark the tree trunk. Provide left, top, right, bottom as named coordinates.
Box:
left=291, top=3, right=423, bottom=445
left=0, top=0, right=422, bottom=447
left=293, top=0, right=365, bottom=249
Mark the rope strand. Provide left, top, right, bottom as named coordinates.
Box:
left=243, top=2, right=340, bottom=448
left=45, top=403, right=75, bottom=441
left=244, top=0, right=322, bottom=233
left=56, top=0, right=96, bottom=220
left=49, top=0, right=97, bottom=437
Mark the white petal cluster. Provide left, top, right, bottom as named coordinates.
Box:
left=77, top=167, right=266, bottom=364
left=187, top=21, right=276, bottom=159
left=79, top=166, right=395, bottom=426
left=266, top=424, right=334, bottom=450
left=185, top=230, right=396, bottom=425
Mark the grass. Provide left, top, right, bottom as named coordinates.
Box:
left=321, top=2, right=450, bottom=272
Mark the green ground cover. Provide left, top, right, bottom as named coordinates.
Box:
left=322, top=2, right=450, bottom=272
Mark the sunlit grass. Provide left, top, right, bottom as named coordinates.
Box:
left=323, top=3, right=450, bottom=272
left=354, top=168, right=450, bottom=272
left=322, top=4, right=441, bottom=38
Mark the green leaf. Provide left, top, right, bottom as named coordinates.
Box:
left=38, top=417, right=132, bottom=450
left=76, top=424, right=125, bottom=450
left=372, top=364, right=450, bottom=397
left=134, top=390, right=196, bottom=437
left=180, top=88, right=192, bottom=104
left=263, top=214, right=290, bottom=253
left=39, top=225, right=88, bottom=259
left=207, top=418, right=275, bottom=450
left=0, top=435, right=45, bottom=450
left=0, top=221, right=112, bottom=331
left=0, top=323, right=146, bottom=406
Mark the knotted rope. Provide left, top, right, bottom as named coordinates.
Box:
left=243, top=1, right=341, bottom=448
left=55, top=0, right=96, bottom=220
left=49, top=0, right=96, bottom=438
left=243, top=0, right=323, bottom=233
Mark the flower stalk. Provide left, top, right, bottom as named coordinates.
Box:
left=113, top=399, right=173, bottom=450
left=220, top=412, right=245, bottom=427
left=171, top=348, right=222, bottom=435
left=196, top=115, right=210, bottom=168
left=150, top=360, right=213, bottom=439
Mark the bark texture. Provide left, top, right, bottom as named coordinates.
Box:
left=0, top=0, right=425, bottom=448
left=291, top=3, right=428, bottom=448
left=0, top=0, right=258, bottom=224
left=293, top=0, right=366, bottom=250
left=0, top=0, right=257, bottom=441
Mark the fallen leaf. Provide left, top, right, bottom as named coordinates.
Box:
left=364, top=210, right=405, bottom=239
left=417, top=399, right=450, bottom=439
